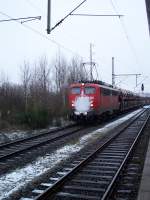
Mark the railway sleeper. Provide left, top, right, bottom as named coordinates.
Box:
left=115, top=189, right=136, bottom=198
left=97, top=152, right=126, bottom=157
left=67, top=179, right=109, bottom=188
left=85, top=165, right=118, bottom=170
left=89, top=160, right=121, bottom=165
left=80, top=169, right=116, bottom=175
left=101, top=150, right=127, bottom=153
left=96, top=155, right=125, bottom=159
left=75, top=173, right=113, bottom=180
left=55, top=192, right=100, bottom=200
left=60, top=185, right=105, bottom=197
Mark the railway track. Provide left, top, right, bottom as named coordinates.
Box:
left=0, top=109, right=138, bottom=174
left=22, top=108, right=150, bottom=200
left=0, top=124, right=84, bottom=173
left=109, top=115, right=150, bottom=200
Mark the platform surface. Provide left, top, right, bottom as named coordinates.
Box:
left=137, top=136, right=150, bottom=200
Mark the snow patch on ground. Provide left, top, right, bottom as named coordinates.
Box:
left=0, top=127, right=57, bottom=145
left=0, top=109, right=142, bottom=199
left=0, top=118, right=73, bottom=145
left=144, top=105, right=150, bottom=108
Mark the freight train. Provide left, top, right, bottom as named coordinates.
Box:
left=68, top=80, right=149, bottom=121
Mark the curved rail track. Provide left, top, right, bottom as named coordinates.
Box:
left=22, top=108, right=150, bottom=200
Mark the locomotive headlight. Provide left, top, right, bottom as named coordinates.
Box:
left=90, top=103, right=94, bottom=107
left=72, top=103, right=74, bottom=106
left=83, top=112, right=87, bottom=115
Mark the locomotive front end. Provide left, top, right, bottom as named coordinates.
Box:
left=68, top=83, right=99, bottom=121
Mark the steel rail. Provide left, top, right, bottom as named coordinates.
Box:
left=0, top=125, right=83, bottom=162
left=34, top=108, right=149, bottom=200
left=0, top=123, right=76, bottom=149
left=101, top=112, right=150, bottom=200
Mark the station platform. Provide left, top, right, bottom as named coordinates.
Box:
left=137, top=136, right=150, bottom=200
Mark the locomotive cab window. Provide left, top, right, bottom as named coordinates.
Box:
left=71, top=87, right=81, bottom=94
left=84, top=87, right=96, bottom=94
left=112, top=90, right=118, bottom=96
left=101, top=88, right=111, bottom=96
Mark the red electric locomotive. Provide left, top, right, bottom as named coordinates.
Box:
left=68, top=81, right=145, bottom=121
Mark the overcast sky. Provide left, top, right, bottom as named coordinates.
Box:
left=0, top=0, right=150, bottom=92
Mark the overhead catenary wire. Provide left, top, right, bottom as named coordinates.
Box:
left=25, top=0, right=45, bottom=15
left=0, top=16, right=41, bottom=23
left=0, top=10, right=84, bottom=59
left=133, top=76, right=149, bottom=90
left=48, top=0, right=122, bottom=34
left=109, top=0, right=141, bottom=71
left=110, top=0, right=136, bottom=51
left=23, top=24, right=84, bottom=58
left=70, top=13, right=123, bottom=17
left=115, top=76, right=131, bottom=87
left=49, top=0, right=88, bottom=33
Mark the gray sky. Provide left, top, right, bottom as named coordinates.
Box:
left=0, top=0, right=150, bottom=92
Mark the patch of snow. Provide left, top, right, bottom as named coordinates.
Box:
left=0, top=130, right=28, bottom=145
left=0, top=127, right=58, bottom=145
left=0, top=145, right=81, bottom=199
left=143, top=105, right=150, bottom=108
left=0, top=109, right=142, bottom=199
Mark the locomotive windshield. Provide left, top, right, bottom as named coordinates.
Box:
left=84, top=87, right=96, bottom=94
left=71, top=87, right=81, bottom=94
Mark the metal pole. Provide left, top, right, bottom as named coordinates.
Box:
left=90, top=43, right=93, bottom=80
left=114, top=73, right=141, bottom=88
left=136, top=74, right=137, bottom=87
left=135, top=74, right=141, bottom=87
left=47, top=0, right=51, bottom=34
left=112, top=57, right=115, bottom=87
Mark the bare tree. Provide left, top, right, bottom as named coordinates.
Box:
left=38, top=56, right=51, bottom=106
left=20, top=61, right=31, bottom=113
left=68, top=57, right=89, bottom=83
left=54, top=53, right=68, bottom=92
left=0, top=54, right=90, bottom=129
left=28, top=57, right=52, bottom=112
